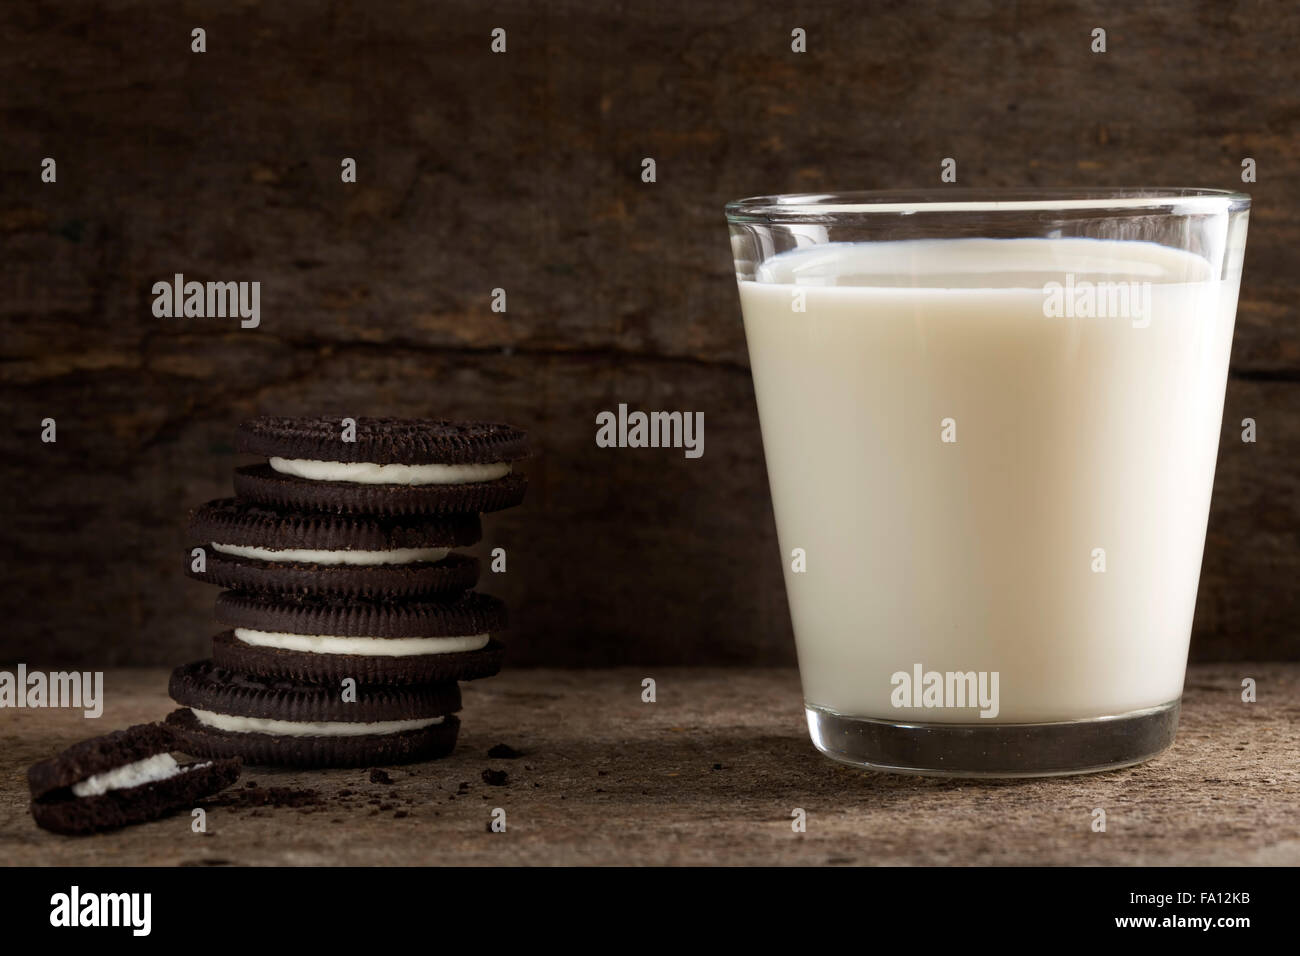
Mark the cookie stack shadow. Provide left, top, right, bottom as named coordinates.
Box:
left=166, top=417, right=528, bottom=769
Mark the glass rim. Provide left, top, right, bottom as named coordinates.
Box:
left=724, top=187, right=1251, bottom=222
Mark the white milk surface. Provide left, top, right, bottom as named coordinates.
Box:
left=739, top=238, right=1238, bottom=722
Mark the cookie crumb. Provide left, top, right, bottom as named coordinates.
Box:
left=487, top=743, right=523, bottom=759
left=481, top=768, right=509, bottom=787
left=369, top=768, right=392, bottom=784
left=213, top=787, right=321, bottom=810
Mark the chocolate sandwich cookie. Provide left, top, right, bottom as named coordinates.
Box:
left=211, top=590, right=507, bottom=684
left=232, top=416, right=529, bottom=516
left=186, top=498, right=481, bottom=598
left=167, top=660, right=462, bottom=767
left=28, top=723, right=240, bottom=835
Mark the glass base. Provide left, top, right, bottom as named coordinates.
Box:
left=805, top=700, right=1180, bottom=778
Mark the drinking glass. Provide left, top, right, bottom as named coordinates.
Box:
left=726, top=188, right=1250, bottom=776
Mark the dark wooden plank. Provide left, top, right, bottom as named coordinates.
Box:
left=0, top=1, right=1296, bottom=664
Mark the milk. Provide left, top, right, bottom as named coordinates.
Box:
left=739, top=238, right=1238, bottom=723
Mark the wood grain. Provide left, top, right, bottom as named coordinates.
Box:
left=1, top=1, right=1296, bottom=665
left=2, top=666, right=1297, bottom=865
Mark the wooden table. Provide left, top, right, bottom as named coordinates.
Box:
left=3, top=665, right=1297, bottom=865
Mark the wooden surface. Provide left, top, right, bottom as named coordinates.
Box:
left=3, top=664, right=1298, bottom=866
left=1, top=1, right=1298, bottom=666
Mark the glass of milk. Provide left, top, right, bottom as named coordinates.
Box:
left=726, top=189, right=1250, bottom=776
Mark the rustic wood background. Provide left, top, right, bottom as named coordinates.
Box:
left=6, top=664, right=1298, bottom=865
left=1, top=0, right=1296, bottom=667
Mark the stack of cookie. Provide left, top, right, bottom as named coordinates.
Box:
left=167, top=417, right=528, bottom=768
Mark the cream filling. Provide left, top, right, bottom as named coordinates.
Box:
left=233, top=628, right=490, bottom=657
left=211, top=542, right=449, bottom=566
left=190, top=709, right=443, bottom=737
left=71, top=753, right=210, bottom=797
left=270, top=457, right=511, bottom=486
